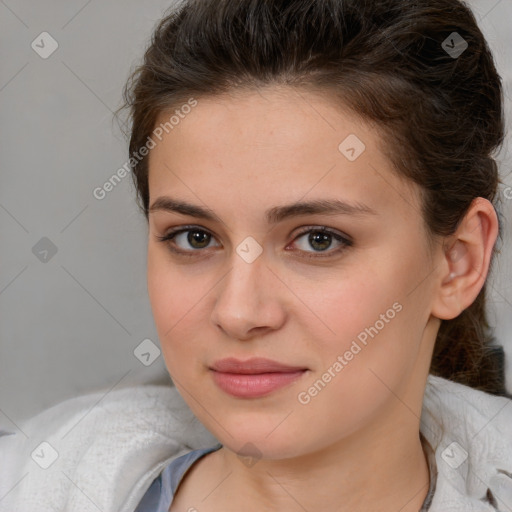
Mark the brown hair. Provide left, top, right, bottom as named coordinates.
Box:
left=118, top=0, right=510, bottom=397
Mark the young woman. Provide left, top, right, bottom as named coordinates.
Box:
left=1, top=1, right=511, bottom=511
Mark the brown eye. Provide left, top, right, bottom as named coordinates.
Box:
left=185, top=229, right=211, bottom=249
left=307, top=231, right=332, bottom=251
left=291, top=227, right=352, bottom=258
left=156, top=226, right=220, bottom=255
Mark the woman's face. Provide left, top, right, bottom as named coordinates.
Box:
left=147, top=86, right=440, bottom=459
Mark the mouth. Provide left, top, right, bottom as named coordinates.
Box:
left=209, top=357, right=309, bottom=398
left=210, top=357, right=308, bottom=374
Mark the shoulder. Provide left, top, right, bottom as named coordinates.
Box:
left=0, top=384, right=217, bottom=512
left=422, top=374, right=512, bottom=511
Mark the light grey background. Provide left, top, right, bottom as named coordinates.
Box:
left=1, top=0, right=511, bottom=431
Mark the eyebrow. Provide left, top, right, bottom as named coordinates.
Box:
left=149, top=196, right=378, bottom=224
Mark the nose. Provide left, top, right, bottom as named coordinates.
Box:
left=210, top=252, right=287, bottom=341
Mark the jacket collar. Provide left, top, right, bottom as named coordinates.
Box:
left=420, top=374, right=512, bottom=511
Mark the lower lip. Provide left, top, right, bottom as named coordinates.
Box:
left=211, top=370, right=307, bottom=398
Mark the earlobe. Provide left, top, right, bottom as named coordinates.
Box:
left=431, top=198, right=499, bottom=321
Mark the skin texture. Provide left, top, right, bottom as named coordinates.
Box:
left=145, top=86, right=498, bottom=512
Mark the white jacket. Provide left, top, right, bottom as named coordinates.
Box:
left=1, top=374, right=511, bottom=512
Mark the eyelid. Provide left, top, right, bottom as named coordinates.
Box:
left=292, top=225, right=352, bottom=244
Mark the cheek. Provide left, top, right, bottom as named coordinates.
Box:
left=147, top=250, right=190, bottom=355
left=309, top=269, right=399, bottom=344
left=147, top=251, right=173, bottom=327
left=294, top=295, right=416, bottom=445
left=147, top=248, right=198, bottom=327
left=147, top=249, right=211, bottom=373
left=304, top=262, right=421, bottom=389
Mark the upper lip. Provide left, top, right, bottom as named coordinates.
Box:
left=210, top=357, right=307, bottom=374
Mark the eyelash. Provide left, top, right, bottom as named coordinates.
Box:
left=155, top=225, right=353, bottom=259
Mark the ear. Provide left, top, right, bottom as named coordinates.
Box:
left=431, top=197, right=499, bottom=321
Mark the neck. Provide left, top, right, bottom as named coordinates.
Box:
left=211, top=398, right=430, bottom=512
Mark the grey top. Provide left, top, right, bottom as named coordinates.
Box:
left=135, top=434, right=437, bottom=511
left=134, top=442, right=223, bottom=512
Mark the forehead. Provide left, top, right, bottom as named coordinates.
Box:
left=147, top=86, right=421, bottom=221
